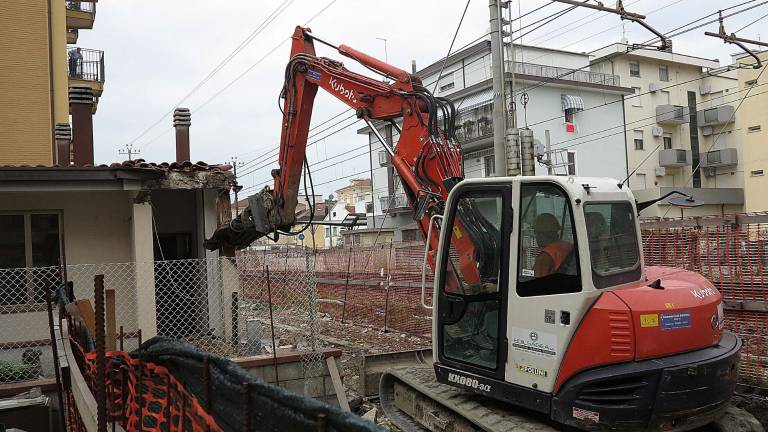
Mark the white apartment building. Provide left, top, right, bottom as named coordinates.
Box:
left=591, top=43, right=743, bottom=217
left=360, top=39, right=632, bottom=240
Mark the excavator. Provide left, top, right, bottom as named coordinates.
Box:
left=205, top=27, right=743, bottom=431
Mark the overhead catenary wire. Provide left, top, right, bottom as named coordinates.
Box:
left=130, top=0, right=297, bottom=150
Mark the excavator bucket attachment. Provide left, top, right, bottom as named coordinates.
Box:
left=204, top=189, right=277, bottom=253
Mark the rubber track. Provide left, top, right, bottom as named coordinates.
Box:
left=380, top=366, right=559, bottom=432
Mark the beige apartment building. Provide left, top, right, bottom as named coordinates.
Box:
left=591, top=43, right=744, bottom=217
left=735, top=51, right=768, bottom=212
left=1, top=1, right=104, bottom=166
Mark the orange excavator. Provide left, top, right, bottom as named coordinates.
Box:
left=206, top=27, right=744, bottom=431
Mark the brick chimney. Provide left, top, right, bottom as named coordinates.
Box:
left=173, top=108, right=191, bottom=163
left=54, top=123, right=72, bottom=166
left=69, top=86, right=95, bottom=166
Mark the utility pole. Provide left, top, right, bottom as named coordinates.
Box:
left=231, top=157, right=245, bottom=215
left=490, top=0, right=510, bottom=177
left=118, top=143, right=140, bottom=161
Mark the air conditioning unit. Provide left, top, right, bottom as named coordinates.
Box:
left=378, top=150, right=391, bottom=167
left=655, top=166, right=666, bottom=177
left=701, top=126, right=714, bottom=136
left=699, top=83, right=712, bottom=95
left=649, top=82, right=661, bottom=93
left=651, top=126, right=664, bottom=137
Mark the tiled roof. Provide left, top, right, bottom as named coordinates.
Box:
left=0, top=159, right=233, bottom=173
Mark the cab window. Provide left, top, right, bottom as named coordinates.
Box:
left=584, top=202, right=641, bottom=288
left=517, top=183, right=580, bottom=297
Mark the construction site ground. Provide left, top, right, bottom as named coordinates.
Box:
left=243, top=309, right=768, bottom=431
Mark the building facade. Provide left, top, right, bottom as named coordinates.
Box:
left=1, top=1, right=104, bottom=166
left=361, top=39, right=632, bottom=240
left=591, top=43, right=744, bottom=217
left=735, top=51, right=768, bottom=212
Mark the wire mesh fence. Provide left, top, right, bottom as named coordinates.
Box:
left=2, top=215, right=766, bottom=390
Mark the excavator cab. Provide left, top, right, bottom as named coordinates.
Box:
left=428, top=176, right=740, bottom=430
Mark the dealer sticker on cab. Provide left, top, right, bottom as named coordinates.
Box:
left=660, top=311, right=692, bottom=330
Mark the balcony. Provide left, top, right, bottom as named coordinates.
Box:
left=507, top=61, right=620, bottom=87
left=700, top=148, right=738, bottom=168
left=455, top=115, right=493, bottom=145
left=67, top=47, right=105, bottom=97
left=659, top=149, right=692, bottom=168
left=656, top=105, right=689, bottom=125
left=66, top=2, right=96, bottom=29
left=697, top=105, right=735, bottom=127
left=67, top=29, right=78, bottom=44
left=380, top=194, right=410, bottom=213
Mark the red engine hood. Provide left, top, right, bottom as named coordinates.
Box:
left=612, top=266, right=723, bottom=361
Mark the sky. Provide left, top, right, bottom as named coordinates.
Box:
left=78, top=0, right=767, bottom=198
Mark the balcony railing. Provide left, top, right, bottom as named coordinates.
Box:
left=66, top=1, right=96, bottom=13
left=507, top=61, right=620, bottom=87
left=67, top=47, right=105, bottom=83
left=380, top=194, right=410, bottom=212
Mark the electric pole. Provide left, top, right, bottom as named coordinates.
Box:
left=231, top=157, right=245, bottom=215
left=490, top=0, right=510, bottom=177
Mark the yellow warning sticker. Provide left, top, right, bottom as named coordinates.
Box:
left=640, top=314, right=659, bottom=328
left=664, top=302, right=675, bottom=309
left=453, top=226, right=462, bottom=239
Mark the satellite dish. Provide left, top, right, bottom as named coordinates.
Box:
left=328, top=194, right=334, bottom=200
left=668, top=196, right=704, bottom=208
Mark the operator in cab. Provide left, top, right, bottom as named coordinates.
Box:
left=533, top=213, right=573, bottom=278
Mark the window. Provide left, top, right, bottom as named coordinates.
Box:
left=0, top=213, right=61, bottom=306
left=365, top=202, right=373, bottom=213
left=584, top=202, right=641, bottom=289
left=659, top=64, right=669, bottom=81
left=704, top=108, right=719, bottom=124
left=635, top=173, right=647, bottom=189
left=749, top=125, right=762, bottom=133
left=631, top=87, right=642, bottom=107
left=439, top=81, right=455, bottom=92
left=324, top=227, right=330, bottom=237
left=517, top=183, right=580, bottom=297
left=567, top=151, right=576, bottom=175
left=659, top=90, right=670, bottom=105
left=483, top=155, right=495, bottom=177
left=751, top=170, right=764, bottom=177
left=332, top=227, right=338, bottom=236
left=663, top=133, right=672, bottom=149
left=710, top=90, right=724, bottom=107
left=629, top=61, right=640, bottom=77
left=634, top=130, right=644, bottom=150
left=440, top=190, right=505, bottom=370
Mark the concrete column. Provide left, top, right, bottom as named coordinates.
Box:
left=69, top=86, right=95, bottom=166
left=50, top=0, right=69, bottom=126
left=130, top=197, right=157, bottom=338
left=173, top=108, right=191, bottom=163
left=54, top=123, right=72, bottom=166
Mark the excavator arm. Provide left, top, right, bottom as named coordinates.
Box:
left=205, top=26, right=495, bottom=286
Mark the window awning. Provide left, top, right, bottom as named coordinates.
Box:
left=454, top=88, right=495, bottom=112
left=561, top=94, right=585, bottom=111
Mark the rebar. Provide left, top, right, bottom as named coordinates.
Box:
left=94, top=274, right=107, bottom=432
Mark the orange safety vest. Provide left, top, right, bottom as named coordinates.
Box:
left=541, top=240, right=574, bottom=272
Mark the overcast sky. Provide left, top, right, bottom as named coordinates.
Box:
left=79, top=0, right=766, bottom=198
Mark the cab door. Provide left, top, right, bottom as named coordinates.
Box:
left=436, top=183, right=512, bottom=381
left=506, top=181, right=596, bottom=393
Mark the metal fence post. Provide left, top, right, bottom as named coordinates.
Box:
left=340, top=245, right=353, bottom=324
left=94, top=274, right=107, bottom=432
